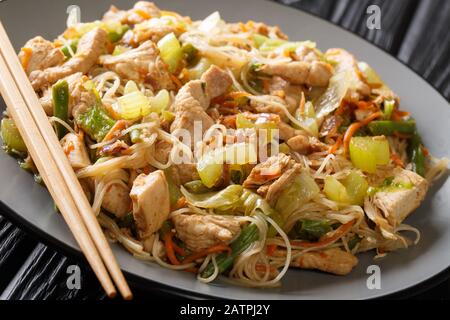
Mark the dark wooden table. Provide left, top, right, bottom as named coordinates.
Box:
left=1, top=0, right=449, bottom=300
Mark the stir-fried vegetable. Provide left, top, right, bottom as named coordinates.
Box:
left=341, top=171, right=369, bottom=206
left=383, top=100, right=395, bottom=120
left=76, top=104, right=116, bottom=141
left=408, top=133, right=426, bottom=177
left=164, top=169, right=183, bottom=206
left=183, top=180, right=213, bottom=194
left=52, top=80, right=70, bottom=139
left=182, top=43, right=199, bottom=65
left=289, top=220, right=332, bottom=242
left=236, top=113, right=278, bottom=140
left=315, top=71, right=352, bottom=120
left=181, top=184, right=243, bottom=209
left=186, top=58, right=211, bottom=80
left=275, top=171, right=320, bottom=217
left=61, top=39, right=78, bottom=59
left=115, top=91, right=145, bottom=120
left=368, top=120, right=416, bottom=136
left=143, top=90, right=170, bottom=116
left=1, top=118, right=27, bottom=154
left=348, top=235, right=362, bottom=250
left=201, top=223, right=259, bottom=278
left=107, top=24, right=129, bottom=43
left=197, top=143, right=257, bottom=188
left=324, top=176, right=351, bottom=204
left=349, top=136, right=390, bottom=173
left=157, top=32, right=183, bottom=73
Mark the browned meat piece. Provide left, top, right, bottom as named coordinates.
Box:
left=100, top=40, right=174, bottom=91
left=29, top=28, right=107, bottom=90
left=19, top=36, right=65, bottom=75
left=268, top=76, right=305, bottom=114
left=286, top=135, right=328, bottom=155
left=103, top=1, right=161, bottom=25
left=278, top=121, right=302, bottom=141
left=243, top=153, right=293, bottom=188
left=373, top=168, right=428, bottom=228
left=60, top=132, right=90, bottom=169
left=287, top=248, right=358, bottom=275
left=130, top=170, right=170, bottom=239
left=170, top=66, right=232, bottom=146
left=265, top=164, right=302, bottom=206
left=258, top=61, right=333, bottom=87
left=200, top=65, right=233, bottom=99
left=326, top=48, right=371, bottom=100
left=102, top=182, right=131, bottom=219
left=172, top=214, right=244, bottom=251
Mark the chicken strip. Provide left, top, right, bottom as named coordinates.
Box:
left=19, top=36, right=65, bottom=75
left=60, top=132, right=91, bottom=169
left=258, top=60, right=333, bottom=87
left=243, top=153, right=293, bottom=188
left=286, top=135, right=328, bottom=155
left=170, top=66, right=232, bottom=146
left=373, top=168, right=428, bottom=228
left=100, top=40, right=174, bottom=91
left=29, top=28, right=107, bottom=90
left=103, top=1, right=161, bottom=25
left=265, top=163, right=302, bottom=207
left=130, top=170, right=170, bottom=239
left=286, top=248, right=358, bottom=276
left=172, top=214, right=243, bottom=251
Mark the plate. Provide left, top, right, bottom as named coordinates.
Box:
left=1, top=0, right=449, bottom=299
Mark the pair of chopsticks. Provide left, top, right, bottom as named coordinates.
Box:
left=0, top=21, right=132, bottom=299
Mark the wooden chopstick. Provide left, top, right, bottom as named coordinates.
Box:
left=0, top=21, right=132, bottom=299
left=0, top=54, right=117, bottom=298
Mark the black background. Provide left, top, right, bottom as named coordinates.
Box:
left=0, top=0, right=449, bottom=300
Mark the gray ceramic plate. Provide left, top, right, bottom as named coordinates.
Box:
left=1, top=0, right=449, bottom=300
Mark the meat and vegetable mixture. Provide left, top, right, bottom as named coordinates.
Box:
left=1, top=2, right=448, bottom=287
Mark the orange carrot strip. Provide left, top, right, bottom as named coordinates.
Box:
left=391, top=153, right=405, bottom=168
left=164, top=232, right=181, bottom=265
left=183, top=244, right=232, bottom=264
left=20, top=47, right=33, bottom=70
left=343, top=111, right=383, bottom=152
left=328, top=135, right=343, bottom=154
left=266, top=244, right=277, bottom=256
left=103, top=120, right=127, bottom=142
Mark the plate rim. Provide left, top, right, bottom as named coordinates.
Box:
left=1, top=0, right=449, bottom=300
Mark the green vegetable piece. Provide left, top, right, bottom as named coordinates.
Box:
left=164, top=169, right=183, bottom=207
left=182, top=43, right=199, bottom=65
left=341, top=171, right=369, bottom=206
left=61, top=39, right=79, bottom=59
left=52, top=80, right=70, bottom=139
left=368, top=120, right=416, bottom=136
left=348, top=235, right=362, bottom=250
left=183, top=180, right=212, bottom=194
left=290, top=220, right=332, bottom=242
left=383, top=100, right=395, bottom=120
left=108, top=25, right=130, bottom=43
left=349, top=136, right=390, bottom=173
left=201, top=223, right=259, bottom=278
left=76, top=104, right=116, bottom=142
left=408, top=133, right=426, bottom=177
left=1, top=118, right=27, bottom=154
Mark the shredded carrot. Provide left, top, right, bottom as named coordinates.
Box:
left=170, top=74, right=183, bottom=89
left=134, top=8, right=152, bottom=19
left=103, top=120, right=127, bottom=142
left=357, top=101, right=375, bottom=110
left=141, top=165, right=152, bottom=175
left=392, top=109, right=410, bottom=121
left=343, top=111, right=383, bottom=153
left=164, top=232, right=181, bottom=265
left=328, top=135, right=343, bottom=154
left=173, top=197, right=187, bottom=210
left=255, top=264, right=276, bottom=273
left=421, top=145, right=430, bottom=157
left=222, top=101, right=239, bottom=109
left=291, top=221, right=354, bottom=248
left=172, top=242, right=187, bottom=257
left=221, top=115, right=237, bottom=128
left=227, top=91, right=251, bottom=100
left=391, top=153, right=405, bottom=168
left=64, top=141, right=75, bottom=155
left=183, top=244, right=232, bottom=264
left=20, top=47, right=33, bottom=70
left=266, top=244, right=277, bottom=256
